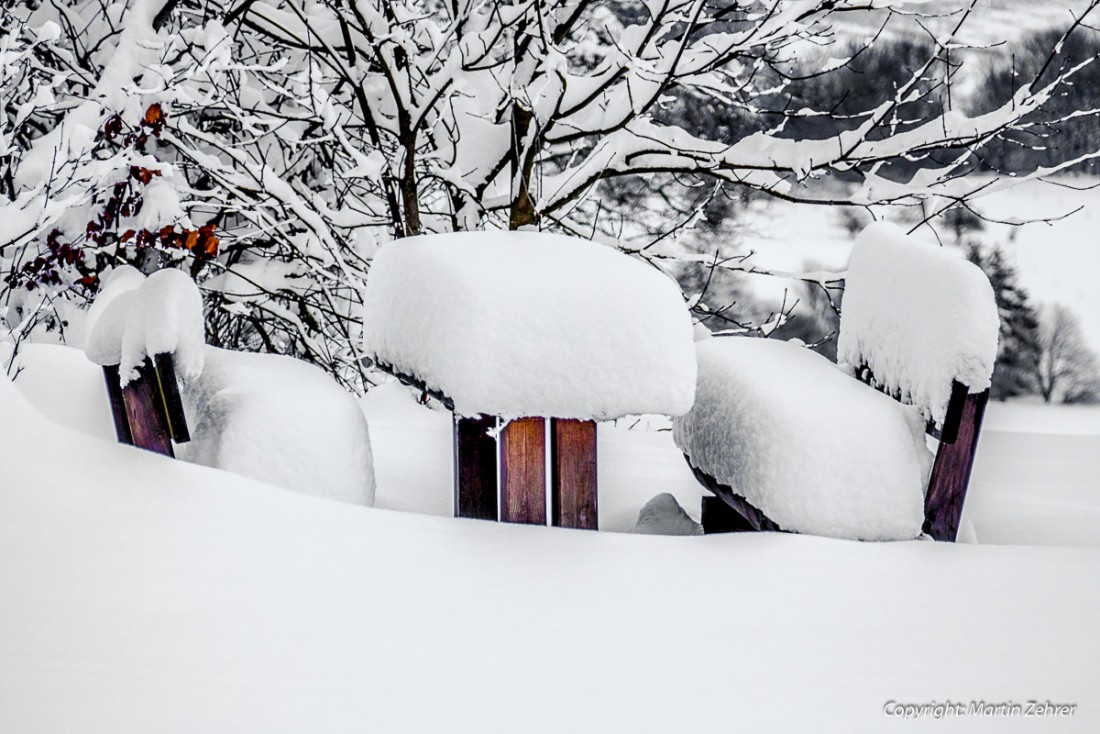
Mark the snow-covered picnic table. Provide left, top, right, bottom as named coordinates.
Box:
left=363, top=230, right=696, bottom=528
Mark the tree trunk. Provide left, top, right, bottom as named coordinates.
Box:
left=508, top=104, right=538, bottom=230
left=401, top=133, right=422, bottom=236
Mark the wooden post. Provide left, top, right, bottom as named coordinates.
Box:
left=550, top=418, right=597, bottom=530
left=102, top=364, right=134, bottom=446
left=453, top=414, right=499, bottom=521
left=120, top=358, right=175, bottom=457
left=924, top=389, right=989, bottom=541
left=500, top=417, right=546, bottom=525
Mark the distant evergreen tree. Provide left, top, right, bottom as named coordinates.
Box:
left=966, top=241, right=1041, bottom=399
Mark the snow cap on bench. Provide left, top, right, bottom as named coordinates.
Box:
left=84, top=266, right=205, bottom=385
left=673, top=338, right=931, bottom=541
left=362, top=231, right=697, bottom=420
left=838, top=221, right=999, bottom=429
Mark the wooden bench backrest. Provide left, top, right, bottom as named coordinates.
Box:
left=837, top=223, right=1000, bottom=540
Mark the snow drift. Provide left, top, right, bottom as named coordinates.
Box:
left=180, top=346, right=376, bottom=506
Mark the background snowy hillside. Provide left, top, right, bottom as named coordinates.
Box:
left=732, top=176, right=1100, bottom=356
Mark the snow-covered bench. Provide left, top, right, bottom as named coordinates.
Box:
left=674, top=222, right=1000, bottom=541
left=85, top=267, right=204, bottom=456
left=363, top=231, right=696, bottom=529
left=85, top=265, right=376, bottom=504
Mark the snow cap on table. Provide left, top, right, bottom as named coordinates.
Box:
left=673, top=338, right=931, bottom=541
left=837, top=221, right=999, bottom=428
left=362, top=231, right=696, bottom=420
left=84, top=266, right=205, bottom=385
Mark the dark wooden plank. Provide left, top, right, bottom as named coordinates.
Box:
left=701, top=495, right=756, bottom=534
left=937, top=380, right=970, bottom=445
left=924, top=388, right=989, bottom=541
left=500, top=417, right=546, bottom=525
left=102, top=364, right=134, bottom=446
left=121, top=358, right=175, bottom=457
left=684, top=456, right=784, bottom=533
left=550, top=418, right=598, bottom=530
left=153, top=353, right=190, bottom=443
left=453, top=414, right=499, bottom=521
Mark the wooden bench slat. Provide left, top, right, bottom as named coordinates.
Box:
left=501, top=417, right=546, bottom=525
left=924, top=388, right=989, bottom=541
left=153, top=353, right=190, bottom=443
left=453, top=414, right=499, bottom=521
left=102, top=364, right=134, bottom=446
left=685, top=459, right=783, bottom=533
left=551, top=418, right=598, bottom=530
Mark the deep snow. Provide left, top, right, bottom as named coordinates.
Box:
left=1, top=370, right=1100, bottom=733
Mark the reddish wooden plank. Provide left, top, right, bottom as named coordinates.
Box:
left=121, top=358, right=175, bottom=457
left=102, top=364, right=134, bottom=446
left=924, top=389, right=989, bottom=541
left=453, top=414, right=499, bottom=521
left=500, top=417, right=546, bottom=525
left=551, top=418, right=598, bottom=530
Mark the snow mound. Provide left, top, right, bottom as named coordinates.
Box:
left=673, top=338, right=931, bottom=541
left=838, top=222, right=999, bottom=428
left=8, top=343, right=116, bottom=439
left=362, top=231, right=696, bottom=420
left=84, top=267, right=205, bottom=385
left=632, top=493, right=703, bottom=536
left=180, top=346, right=375, bottom=506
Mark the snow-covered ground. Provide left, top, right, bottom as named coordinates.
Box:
left=2, top=367, right=1100, bottom=733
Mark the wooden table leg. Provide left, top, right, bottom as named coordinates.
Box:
left=121, top=358, right=175, bottom=457
left=454, top=414, right=499, bottom=521
left=501, top=417, right=546, bottom=525
left=551, top=418, right=597, bottom=530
